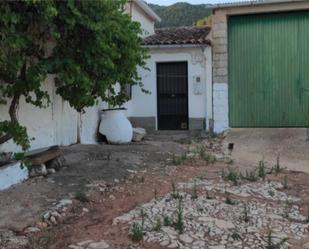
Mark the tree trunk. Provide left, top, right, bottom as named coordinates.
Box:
left=0, top=62, right=25, bottom=145
left=0, top=94, right=21, bottom=145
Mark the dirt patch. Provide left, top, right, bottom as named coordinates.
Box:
left=0, top=132, right=194, bottom=232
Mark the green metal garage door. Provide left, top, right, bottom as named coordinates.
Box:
left=229, top=11, right=309, bottom=127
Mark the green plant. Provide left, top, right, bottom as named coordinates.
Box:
left=131, top=222, right=143, bottom=242
left=163, top=215, right=172, bottom=226
left=242, top=203, right=250, bottom=223
left=153, top=217, right=162, bottom=232
left=206, top=190, right=213, bottom=200
left=154, top=188, right=158, bottom=200
left=191, top=181, right=198, bottom=200
left=171, top=181, right=182, bottom=199
left=283, top=175, right=288, bottom=189
left=75, top=191, right=89, bottom=203
left=222, top=167, right=240, bottom=185
left=283, top=200, right=292, bottom=219
left=174, top=199, right=185, bottom=234
left=258, top=159, right=267, bottom=181
left=139, top=209, right=147, bottom=229
left=0, top=0, right=147, bottom=159
left=231, top=231, right=242, bottom=241
left=264, top=230, right=289, bottom=249
left=272, top=155, right=284, bottom=175
left=243, top=169, right=258, bottom=182
left=225, top=192, right=235, bottom=205
left=27, top=229, right=53, bottom=249
left=225, top=158, right=234, bottom=165
left=268, top=190, right=275, bottom=197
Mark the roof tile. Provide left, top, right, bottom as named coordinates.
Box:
left=142, top=26, right=211, bottom=46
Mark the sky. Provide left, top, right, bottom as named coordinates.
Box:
left=146, top=0, right=246, bottom=5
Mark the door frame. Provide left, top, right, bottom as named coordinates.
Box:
left=156, top=61, right=189, bottom=130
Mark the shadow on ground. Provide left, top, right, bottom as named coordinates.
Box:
left=0, top=131, right=199, bottom=232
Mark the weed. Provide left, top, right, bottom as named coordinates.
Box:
left=139, top=209, right=147, bottom=228
left=206, top=190, right=213, bottom=200
left=154, top=188, right=158, bottom=200
left=131, top=222, right=143, bottom=242
left=244, top=169, right=258, bottom=182
left=153, top=217, right=162, bottom=232
left=171, top=153, right=187, bottom=166
left=75, top=191, right=89, bottom=203
left=242, top=203, right=250, bottom=223
left=258, top=159, right=267, bottom=181
left=272, top=155, right=284, bottom=176
left=222, top=167, right=239, bottom=185
left=198, top=146, right=207, bottom=159
left=27, top=229, right=53, bottom=249
left=174, top=199, right=185, bottom=234
left=283, top=175, right=288, bottom=189
left=268, top=190, right=275, bottom=197
left=264, top=230, right=289, bottom=249
left=171, top=181, right=182, bottom=199
left=225, top=157, right=234, bottom=165
left=191, top=181, right=198, bottom=200
left=231, top=231, right=242, bottom=241
left=283, top=200, right=292, bottom=219
left=225, top=192, right=235, bottom=205
left=163, top=215, right=172, bottom=226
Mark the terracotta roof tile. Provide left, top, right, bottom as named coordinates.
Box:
left=142, top=26, right=211, bottom=46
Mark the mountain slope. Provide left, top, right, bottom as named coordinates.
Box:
left=148, top=2, right=212, bottom=28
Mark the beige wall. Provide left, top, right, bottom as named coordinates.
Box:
left=211, top=0, right=309, bottom=133
left=212, top=1, right=309, bottom=84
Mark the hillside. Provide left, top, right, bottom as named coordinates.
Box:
left=148, top=2, right=212, bottom=28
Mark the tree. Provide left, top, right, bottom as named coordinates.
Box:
left=196, top=16, right=212, bottom=27
left=0, top=0, right=147, bottom=153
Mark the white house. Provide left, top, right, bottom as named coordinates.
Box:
left=125, top=26, right=212, bottom=131
left=0, top=0, right=161, bottom=154
left=0, top=1, right=213, bottom=156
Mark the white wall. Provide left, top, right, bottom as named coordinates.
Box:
left=213, top=83, right=229, bottom=133
left=0, top=76, right=101, bottom=153
left=124, top=2, right=155, bottom=37
left=125, top=46, right=213, bottom=130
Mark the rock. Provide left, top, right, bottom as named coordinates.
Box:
left=86, top=240, right=110, bottom=249
left=83, top=208, right=90, bottom=213
left=77, top=240, right=94, bottom=247
left=57, top=199, right=72, bottom=208
left=162, top=227, right=178, bottom=236
left=160, top=239, right=170, bottom=246
left=179, top=234, right=193, bottom=244
left=50, top=216, right=57, bottom=225
left=132, top=128, right=146, bottom=142
left=24, top=227, right=40, bottom=234
left=47, top=168, right=56, bottom=174
left=29, top=164, right=47, bottom=177
left=51, top=211, right=61, bottom=217
left=46, top=156, right=65, bottom=171
left=37, top=222, right=48, bottom=229
left=43, top=211, right=51, bottom=220
left=69, top=245, right=83, bottom=249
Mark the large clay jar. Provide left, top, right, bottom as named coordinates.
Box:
left=99, top=108, right=133, bottom=144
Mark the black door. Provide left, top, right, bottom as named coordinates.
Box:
left=157, top=62, right=188, bottom=130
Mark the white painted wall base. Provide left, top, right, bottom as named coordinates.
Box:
left=213, top=83, right=229, bottom=133
left=0, top=162, right=28, bottom=191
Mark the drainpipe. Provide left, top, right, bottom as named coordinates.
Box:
left=201, top=45, right=213, bottom=132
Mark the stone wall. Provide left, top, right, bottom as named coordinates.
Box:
left=212, top=10, right=228, bottom=133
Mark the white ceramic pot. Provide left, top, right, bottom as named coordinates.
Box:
left=99, top=108, right=133, bottom=144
